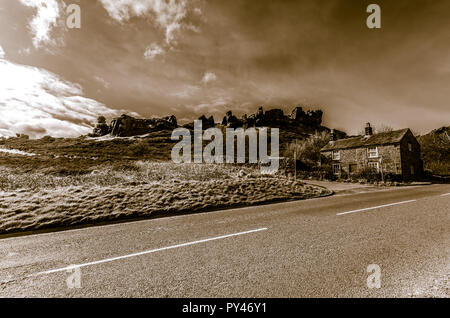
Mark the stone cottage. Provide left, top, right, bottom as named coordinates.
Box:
left=321, top=123, right=423, bottom=180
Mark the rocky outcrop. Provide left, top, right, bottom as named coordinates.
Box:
left=183, top=115, right=215, bottom=130
left=92, top=123, right=110, bottom=136
left=198, top=115, right=215, bottom=129
left=222, top=111, right=241, bottom=128
left=220, top=106, right=323, bottom=130
left=90, top=106, right=324, bottom=137
left=90, top=114, right=178, bottom=137
left=290, top=106, right=323, bottom=127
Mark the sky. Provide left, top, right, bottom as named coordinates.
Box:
left=0, top=0, right=449, bottom=138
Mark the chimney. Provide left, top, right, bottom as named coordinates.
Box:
left=365, top=123, right=373, bottom=136
left=330, top=129, right=337, bottom=141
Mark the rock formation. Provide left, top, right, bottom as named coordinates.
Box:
left=92, top=116, right=110, bottom=136
left=90, top=106, right=324, bottom=137
left=221, top=111, right=241, bottom=128
left=90, top=114, right=178, bottom=137
left=290, top=106, right=323, bottom=127
left=220, top=106, right=323, bottom=130
left=197, top=115, right=215, bottom=129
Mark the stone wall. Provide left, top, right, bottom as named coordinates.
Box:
left=399, top=130, right=423, bottom=179
left=323, top=144, right=403, bottom=176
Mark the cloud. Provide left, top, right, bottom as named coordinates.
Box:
left=201, top=72, right=217, bottom=84
left=93, top=76, right=111, bottom=89
left=170, top=84, right=200, bottom=98
left=144, top=42, right=165, bottom=60
left=99, top=0, right=198, bottom=46
left=0, top=45, right=4, bottom=59
left=19, top=0, right=62, bottom=48
left=0, top=58, right=137, bottom=139
left=19, top=48, right=32, bottom=56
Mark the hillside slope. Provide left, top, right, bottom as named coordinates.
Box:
left=418, top=126, right=450, bottom=176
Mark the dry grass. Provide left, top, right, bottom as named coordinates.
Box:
left=0, top=162, right=330, bottom=234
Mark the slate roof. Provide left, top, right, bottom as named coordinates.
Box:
left=321, top=128, right=409, bottom=152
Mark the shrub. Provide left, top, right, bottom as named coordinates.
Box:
left=354, top=167, right=381, bottom=182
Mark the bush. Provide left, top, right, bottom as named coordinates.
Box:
left=353, top=167, right=381, bottom=182
left=339, top=170, right=349, bottom=180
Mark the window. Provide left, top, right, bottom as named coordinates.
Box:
left=332, top=150, right=340, bottom=160
left=408, top=142, right=412, bottom=151
left=410, top=165, right=415, bottom=175
left=332, top=163, right=341, bottom=175
left=367, top=146, right=378, bottom=158
left=368, top=162, right=379, bottom=172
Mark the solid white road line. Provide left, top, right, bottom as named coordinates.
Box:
left=440, top=193, right=450, bottom=197
left=29, top=227, right=268, bottom=277
left=336, top=200, right=417, bottom=216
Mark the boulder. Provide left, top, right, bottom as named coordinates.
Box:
left=241, top=114, right=256, bottom=128
left=289, top=106, right=323, bottom=126
left=222, top=110, right=242, bottom=128
left=290, top=107, right=303, bottom=121
left=162, top=115, right=177, bottom=127
left=108, top=114, right=178, bottom=137
left=198, top=115, right=215, bottom=129
left=265, top=108, right=284, bottom=119
left=92, top=123, right=110, bottom=136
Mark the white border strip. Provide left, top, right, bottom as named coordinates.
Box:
left=29, top=227, right=268, bottom=276
left=336, top=200, right=417, bottom=216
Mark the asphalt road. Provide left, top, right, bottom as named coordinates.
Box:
left=0, top=184, right=449, bottom=297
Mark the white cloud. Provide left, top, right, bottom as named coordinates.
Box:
left=94, top=76, right=111, bottom=89
left=19, top=0, right=61, bottom=48
left=0, top=59, right=137, bottom=139
left=144, top=42, right=165, bottom=60
left=202, top=72, right=217, bottom=84
left=0, top=45, right=5, bottom=59
left=19, top=48, right=32, bottom=56
left=99, top=0, right=197, bottom=46
left=170, top=84, right=200, bottom=98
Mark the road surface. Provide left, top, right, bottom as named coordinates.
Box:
left=0, top=184, right=449, bottom=297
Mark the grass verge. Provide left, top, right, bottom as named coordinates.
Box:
left=0, top=162, right=330, bottom=235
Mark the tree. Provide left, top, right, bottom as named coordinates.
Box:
left=283, top=131, right=330, bottom=169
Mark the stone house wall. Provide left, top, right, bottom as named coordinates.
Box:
left=399, top=130, right=423, bottom=179
left=323, top=144, right=403, bottom=176
left=320, top=129, right=424, bottom=180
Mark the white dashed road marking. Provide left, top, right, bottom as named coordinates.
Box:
left=336, top=200, right=417, bottom=216
left=29, top=227, right=268, bottom=276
